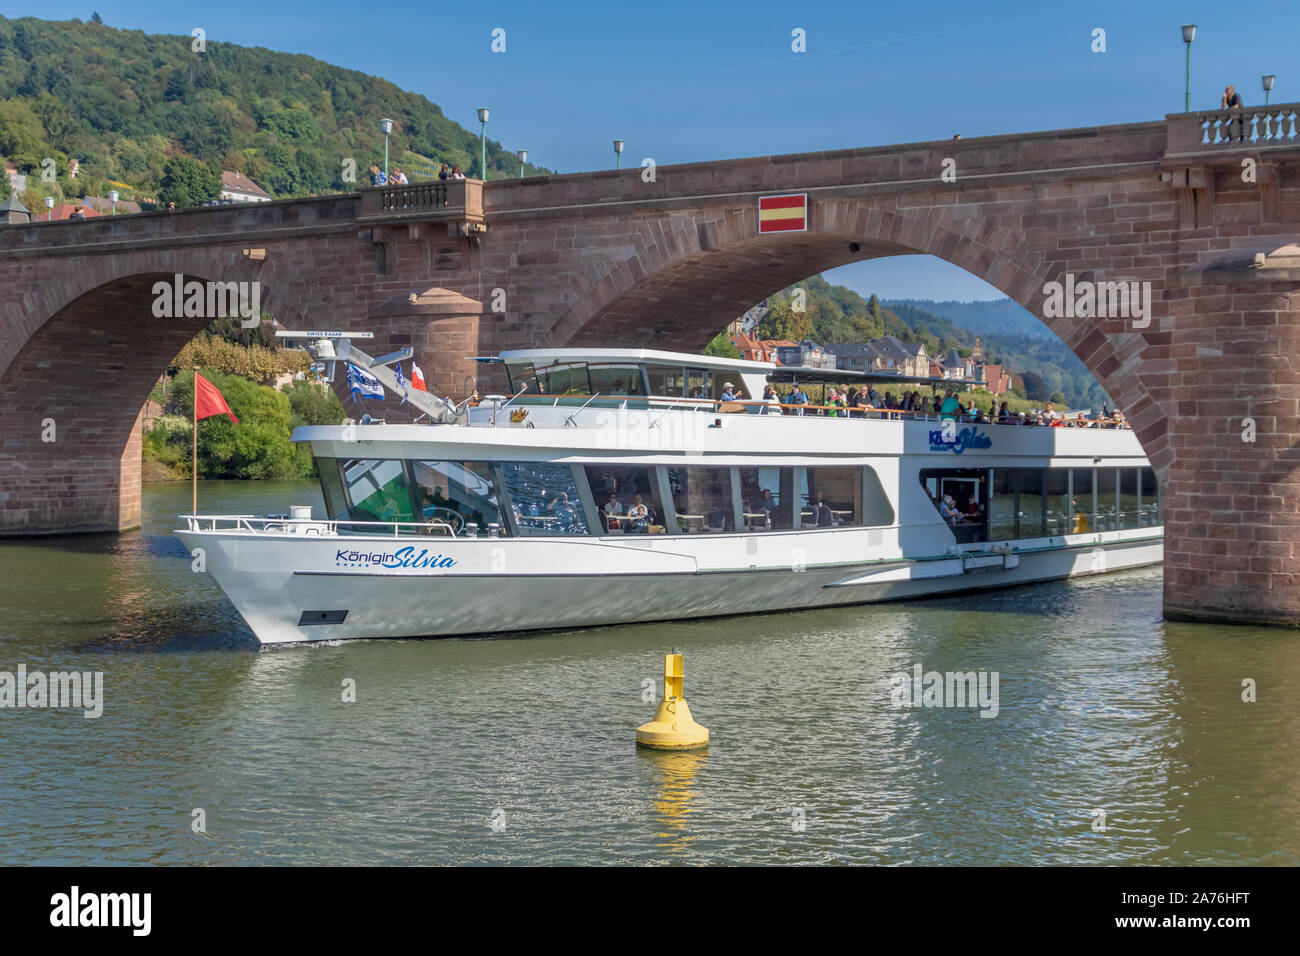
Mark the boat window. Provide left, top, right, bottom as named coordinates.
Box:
left=665, top=466, right=734, bottom=533
left=410, top=460, right=504, bottom=536
left=499, top=462, right=592, bottom=536
left=585, top=465, right=665, bottom=534
left=316, top=458, right=350, bottom=521
left=534, top=362, right=591, bottom=396
left=861, top=467, right=896, bottom=526
left=803, top=467, right=864, bottom=528
left=645, top=364, right=686, bottom=398
left=684, top=368, right=713, bottom=403
left=737, top=466, right=793, bottom=531
left=1071, top=468, right=1094, bottom=533
left=920, top=467, right=988, bottom=543
left=1119, top=468, right=1140, bottom=530
left=1046, top=468, right=1070, bottom=535
left=587, top=363, right=646, bottom=397
left=1140, top=467, right=1160, bottom=526
left=505, top=361, right=536, bottom=396
left=1095, top=467, right=1118, bottom=531
left=1019, top=468, right=1045, bottom=537
left=989, top=469, right=1018, bottom=540
left=340, top=459, right=415, bottom=524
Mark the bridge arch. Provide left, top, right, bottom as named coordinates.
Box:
left=538, top=197, right=1169, bottom=470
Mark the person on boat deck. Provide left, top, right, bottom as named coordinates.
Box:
left=940, top=390, right=961, bottom=421
left=719, top=382, right=738, bottom=402
left=787, top=385, right=809, bottom=415
left=940, top=494, right=961, bottom=525
left=762, top=384, right=780, bottom=406
left=603, top=492, right=624, bottom=516
left=998, top=401, right=1010, bottom=422
left=811, top=492, right=835, bottom=527
left=626, top=494, right=650, bottom=532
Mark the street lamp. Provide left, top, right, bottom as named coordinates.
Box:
left=477, top=107, right=490, bottom=181
left=1181, top=24, right=1197, bottom=113
left=109, top=189, right=118, bottom=215
left=44, top=196, right=54, bottom=221
left=516, top=148, right=527, bottom=179
left=613, top=138, right=624, bottom=170
left=1263, top=74, right=1276, bottom=105
left=380, top=118, right=393, bottom=180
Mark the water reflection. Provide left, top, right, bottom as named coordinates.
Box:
left=638, top=747, right=709, bottom=857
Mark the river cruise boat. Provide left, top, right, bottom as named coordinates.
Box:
left=177, top=333, right=1163, bottom=645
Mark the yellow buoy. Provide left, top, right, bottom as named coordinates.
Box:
left=636, top=653, right=709, bottom=750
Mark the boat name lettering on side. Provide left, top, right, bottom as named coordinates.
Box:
left=335, top=547, right=456, bottom=570
left=928, top=426, right=993, bottom=454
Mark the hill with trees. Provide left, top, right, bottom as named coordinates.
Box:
left=0, top=14, right=546, bottom=211
left=741, top=275, right=1112, bottom=411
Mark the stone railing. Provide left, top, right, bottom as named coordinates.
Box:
left=1167, top=102, right=1300, bottom=152
left=356, top=178, right=483, bottom=222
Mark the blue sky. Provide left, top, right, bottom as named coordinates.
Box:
left=4, top=0, right=1293, bottom=299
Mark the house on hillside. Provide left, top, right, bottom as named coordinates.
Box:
left=220, top=171, right=273, bottom=203
left=825, top=337, right=929, bottom=377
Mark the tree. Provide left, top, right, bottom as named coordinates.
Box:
left=91, top=12, right=103, bottom=23
left=1020, top=370, right=1050, bottom=402
left=157, top=155, right=220, bottom=207
left=755, top=300, right=812, bottom=343
left=703, top=333, right=742, bottom=359
left=1050, top=391, right=1067, bottom=405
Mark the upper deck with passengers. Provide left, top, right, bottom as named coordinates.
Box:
left=472, top=347, right=1132, bottom=431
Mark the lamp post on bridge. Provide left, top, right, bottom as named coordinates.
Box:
left=1263, top=74, right=1275, bottom=106
left=477, top=107, right=490, bottom=181
left=44, top=196, right=54, bottom=221
left=517, top=148, right=527, bottom=179
left=380, top=117, right=393, bottom=180
left=613, top=138, right=624, bottom=170
left=109, top=190, right=118, bottom=215
left=1181, top=24, right=1197, bottom=113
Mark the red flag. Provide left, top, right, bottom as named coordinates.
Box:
left=410, top=363, right=428, bottom=392
left=194, top=372, right=239, bottom=424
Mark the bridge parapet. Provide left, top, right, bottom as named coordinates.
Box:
left=356, top=178, right=483, bottom=232
left=1167, top=101, right=1300, bottom=154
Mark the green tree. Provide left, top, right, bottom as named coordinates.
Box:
left=283, top=378, right=346, bottom=426
left=157, top=155, right=220, bottom=207
left=755, top=301, right=813, bottom=342
left=702, top=332, right=742, bottom=359
left=91, top=12, right=103, bottom=23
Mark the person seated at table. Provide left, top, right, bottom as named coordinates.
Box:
left=939, top=494, right=961, bottom=525
left=759, top=488, right=778, bottom=515
left=626, top=494, right=649, bottom=532
left=815, top=499, right=835, bottom=527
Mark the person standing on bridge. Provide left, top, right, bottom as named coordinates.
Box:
left=1221, top=85, right=1246, bottom=141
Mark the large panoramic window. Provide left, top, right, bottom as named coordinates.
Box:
left=1071, top=468, right=1094, bottom=533
left=411, top=460, right=503, bottom=535
left=1119, top=468, right=1140, bottom=530
left=989, top=468, right=1017, bottom=541
left=587, top=363, right=646, bottom=398
left=738, top=466, right=793, bottom=531
left=1095, top=467, right=1118, bottom=531
left=644, top=364, right=686, bottom=398
left=1140, top=467, right=1161, bottom=526
left=317, top=459, right=350, bottom=521
left=340, top=459, right=415, bottom=524
left=667, top=465, right=733, bottom=533
left=534, top=362, right=590, bottom=397
left=804, top=467, right=863, bottom=527
left=585, top=464, right=663, bottom=534
left=500, top=462, right=591, bottom=536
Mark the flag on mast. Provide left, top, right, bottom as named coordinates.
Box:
left=345, top=363, right=385, bottom=404
left=410, top=363, right=427, bottom=392
left=194, top=372, right=239, bottom=423
left=394, top=363, right=408, bottom=404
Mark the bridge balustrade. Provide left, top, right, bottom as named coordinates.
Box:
left=1167, top=101, right=1300, bottom=151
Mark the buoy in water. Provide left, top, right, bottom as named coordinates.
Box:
left=636, top=653, right=709, bottom=750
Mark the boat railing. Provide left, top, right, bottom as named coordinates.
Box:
left=182, top=515, right=460, bottom=537
left=498, top=393, right=1132, bottom=428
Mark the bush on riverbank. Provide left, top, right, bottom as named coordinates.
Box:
left=143, top=369, right=345, bottom=480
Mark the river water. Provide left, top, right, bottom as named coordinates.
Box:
left=0, top=480, right=1296, bottom=865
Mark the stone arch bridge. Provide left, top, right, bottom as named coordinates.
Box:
left=3, top=105, right=1300, bottom=625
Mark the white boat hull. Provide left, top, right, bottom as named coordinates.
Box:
left=177, top=528, right=1162, bottom=645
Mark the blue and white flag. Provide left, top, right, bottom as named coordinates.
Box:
left=346, top=363, right=385, bottom=404
left=393, top=363, right=408, bottom=404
